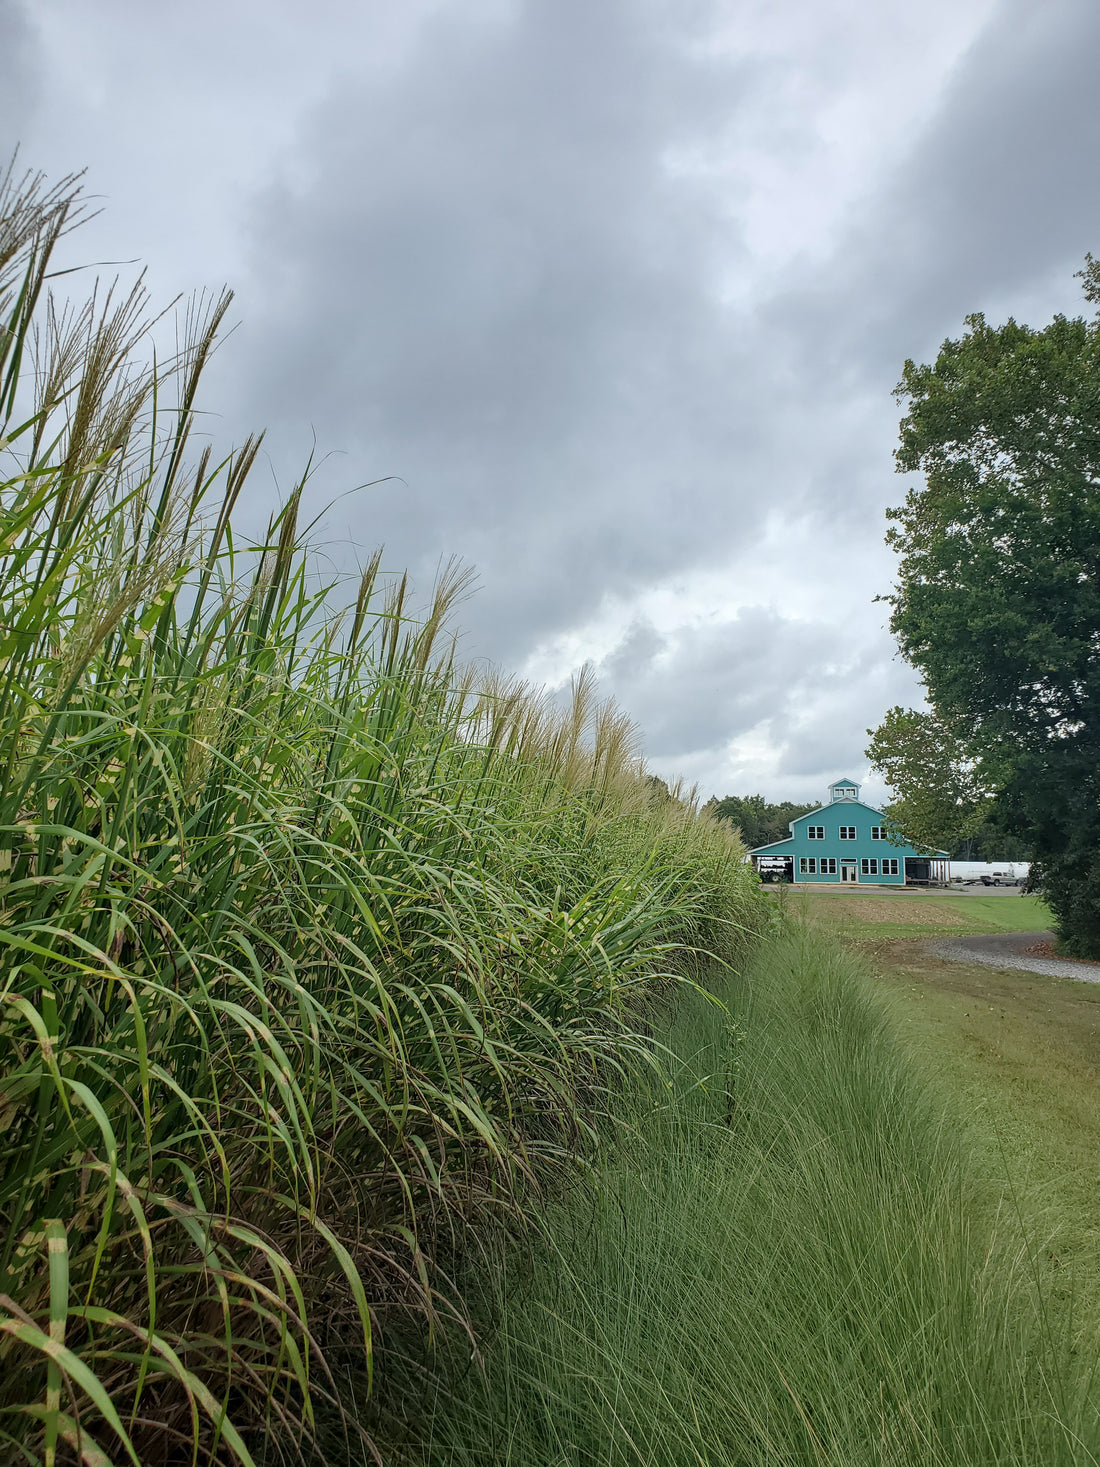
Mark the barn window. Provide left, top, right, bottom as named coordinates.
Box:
left=871, top=826, right=884, bottom=840
left=839, top=826, right=856, bottom=840
left=808, top=825, right=824, bottom=840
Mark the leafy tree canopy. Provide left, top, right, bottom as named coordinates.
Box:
left=644, top=773, right=673, bottom=804
left=886, top=261, right=1100, bottom=952
left=889, top=305, right=1100, bottom=753
left=865, top=706, right=1029, bottom=859
left=865, top=706, right=990, bottom=854
left=705, top=793, right=816, bottom=850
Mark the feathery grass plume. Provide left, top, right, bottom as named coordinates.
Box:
left=0, top=165, right=764, bottom=1465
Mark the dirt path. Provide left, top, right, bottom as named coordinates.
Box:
left=925, top=929, right=1100, bottom=982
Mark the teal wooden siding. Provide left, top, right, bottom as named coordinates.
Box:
left=748, top=779, right=948, bottom=884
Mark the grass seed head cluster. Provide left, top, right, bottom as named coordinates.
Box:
left=0, top=165, right=764, bottom=1465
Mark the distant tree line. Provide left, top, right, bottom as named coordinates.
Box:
left=703, top=794, right=816, bottom=849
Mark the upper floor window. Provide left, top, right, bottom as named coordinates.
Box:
left=839, top=826, right=856, bottom=840
left=807, top=825, right=825, bottom=840
left=871, top=826, right=884, bottom=840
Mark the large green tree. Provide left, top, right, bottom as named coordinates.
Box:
left=864, top=706, right=1029, bottom=859
left=865, top=706, right=990, bottom=854
left=886, top=260, right=1100, bottom=953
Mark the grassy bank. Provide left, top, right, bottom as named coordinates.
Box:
left=0, top=168, right=764, bottom=1464
left=800, top=883, right=1100, bottom=1297
left=809, top=887, right=1100, bottom=1348
left=399, top=928, right=1100, bottom=1466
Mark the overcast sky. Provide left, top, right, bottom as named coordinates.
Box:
left=5, top=0, right=1099, bottom=806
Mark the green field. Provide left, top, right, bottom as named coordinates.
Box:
left=790, top=885, right=1054, bottom=939
left=807, top=887, right=1100, bottom=1339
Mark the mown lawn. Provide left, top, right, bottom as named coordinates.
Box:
left=791, top=885, right=1053, bottom=940
left=805, top=886, right=1100, bottom=1334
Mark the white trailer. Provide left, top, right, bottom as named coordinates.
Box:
left=949, top=861, right=1030, bottom=887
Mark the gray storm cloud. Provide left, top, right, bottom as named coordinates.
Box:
left=7, top=0, right=1100, bottom=799
left=231, top=0, right=770, bottom=655
left=0, top=1, right=37, bottom=142
left=591, top=610, right=918, bottom=780
left=876, top=0, right=1100, bottom=331
left=230, top=0, right=1100, bottom=643
left=785, top=0, right=1100, bottom=384
left=597, top=611, right=838, bottom=759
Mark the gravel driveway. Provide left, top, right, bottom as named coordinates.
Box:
left=924, top=930, right=1100, bottom=983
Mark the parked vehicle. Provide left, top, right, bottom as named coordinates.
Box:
left=949, top=861, right=1030, bottom=887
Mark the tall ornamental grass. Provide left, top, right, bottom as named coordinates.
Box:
left=403, top=928, right=1100, bottom=1466
left=0, top=165, right=764, bottom=1466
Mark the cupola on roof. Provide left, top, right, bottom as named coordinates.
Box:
left=828, top=778, right=860, bottom=802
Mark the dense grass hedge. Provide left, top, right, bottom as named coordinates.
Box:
left=0, top=166, right=765, bottom=1465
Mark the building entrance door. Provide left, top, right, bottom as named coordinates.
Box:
left=841, top=861, right=858, bottom=883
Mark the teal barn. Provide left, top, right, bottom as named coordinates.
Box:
left=747, top=779, right=949, bottom=886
